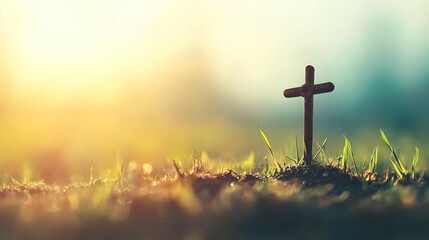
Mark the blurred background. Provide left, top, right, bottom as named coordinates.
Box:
left=1, top=0, right=429, bottom=182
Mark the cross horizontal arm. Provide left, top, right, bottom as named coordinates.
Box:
left=283, top=87, right=302, bottom=98
left=310, top=82, right=334, bottom=95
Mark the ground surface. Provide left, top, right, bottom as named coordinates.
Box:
left=1, top=163, right=429, bottom=240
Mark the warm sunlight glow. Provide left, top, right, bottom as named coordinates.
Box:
left=5, top=1, right=189, bottom=103
left=1, top=0, right=428, bottom=181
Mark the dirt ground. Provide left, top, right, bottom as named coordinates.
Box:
left=1, top=164, right=428, bottom=240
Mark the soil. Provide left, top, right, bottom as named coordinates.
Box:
left=1, top=164, right=429, bottom=240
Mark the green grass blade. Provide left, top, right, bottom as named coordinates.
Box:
left=412, top=147, right=419, bottom=169
left=380, top=129, right=407, bottom=175
left=412, top=147, right=419, bottom=179
left=313, top=138, right=328, bottom=161
left=380, top=129, right=393, bottom=151
left=258, top=126, right=281, bottom=171
left=346, top=138, right=359, bottom=176
left=391, top=159, right=403, bottom=179
left=320, top=143, right=328, bottom=163
left=259, top=127, right=272, bottom=150
left=374, top=147, right=379, bottom=172
left=316, top=142, right=327, bottom=162
left=369, top=148, right=375, bottom=171
left=369, top=147, right=379, bottom=172
left=342, top=138, right=348, bottom=171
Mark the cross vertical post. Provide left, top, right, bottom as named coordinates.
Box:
left=304, top=66, right=314, bottom=165
left=283, top=65, right=334, bottom=165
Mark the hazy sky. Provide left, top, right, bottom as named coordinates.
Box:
left=0, top=0, right=429, bottom=168
left=2, top=1, right=428, bottom=107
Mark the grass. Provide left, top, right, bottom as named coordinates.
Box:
left=412, top=147, right=420, bottom=179
left=342, top=136, right=359, bottom=176
left=313, top=138, right=328, bottom=161
left=0, top=128, right=426, bottom=239
left=380, top=129, right=420, bottom=179
left=368, top=147, right=379, bottom=173
left=258, top=126, right=282, bottom=171
left=257, top=128, right=422, bottom=183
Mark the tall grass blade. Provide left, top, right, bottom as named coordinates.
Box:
left=369, top=147, right=379, bottom=172
left=342, top=138, right=348, bottom=171
left=317, top=142, right=328, bottom=163
left=412, top=147, right=420, bottom=179
left=346, top=138, right=359, bottom=176
left=313, top=138, right=328, bottom=161
left=258, top=126, right=281, bottom=171
left=380, top=129, right=407, bottom=175
left=391, top=159, right=403, bottom=179
left=375, top=147, right=379, bottom=170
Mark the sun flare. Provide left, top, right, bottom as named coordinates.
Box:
left=3, top=1, right=190, bottom=103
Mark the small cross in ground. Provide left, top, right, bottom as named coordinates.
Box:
left=283, top=65, right=334, bottom=165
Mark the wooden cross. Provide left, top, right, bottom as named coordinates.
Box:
left=283, top=65, right=334, bottom=165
